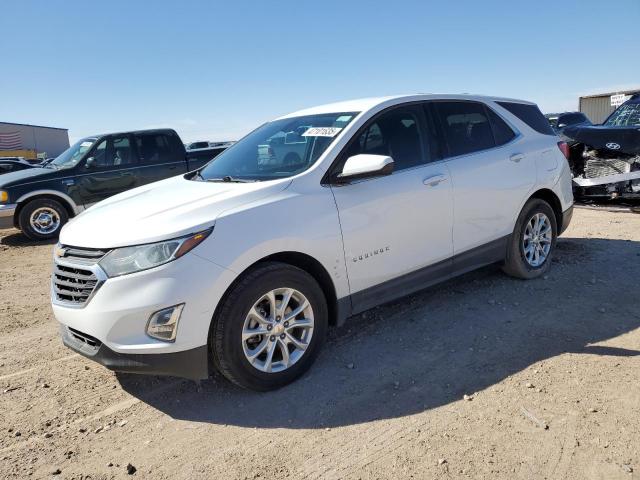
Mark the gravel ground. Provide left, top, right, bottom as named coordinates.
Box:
left=1, top=207, right=639, bottom=479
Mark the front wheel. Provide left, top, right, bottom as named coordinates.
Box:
left=18, top=198, right=69, bottom=241
left=211, top=262, right=328, bottom=391
left=502, top=198, right=557, bottom=279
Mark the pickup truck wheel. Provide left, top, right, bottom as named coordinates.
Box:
left=18, top=199, right=69, bottom=241
left=502, top=198, right=557, bottom=279
left=211, top=262, right=328, bottom=391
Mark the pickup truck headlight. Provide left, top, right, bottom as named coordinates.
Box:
left=99, top=229, right=212, bottom=277
left=0, top=191, right=8, bottom=203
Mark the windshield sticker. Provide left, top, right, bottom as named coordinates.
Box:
left=302, top=127, right=342, bottom=137
left=336, top=115, right=353, bottom=123
left=80, top=141, right=93, bottom=147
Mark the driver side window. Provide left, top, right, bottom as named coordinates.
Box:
left=90, top=136, right=135, bottom=168
left=346, top=106, right=427, bottom=172
left=91, top=140, right=107, bottom=167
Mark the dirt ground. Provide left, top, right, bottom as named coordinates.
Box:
left=1, top=207, right=639, bottom=480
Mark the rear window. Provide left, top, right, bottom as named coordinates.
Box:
left=486, top=107, right=516, bottom=146
left=497, top=102, right=555, bottom=136
left=135, top=133, right=175, bottom=164
left=434, top=101, right=495, bottom=157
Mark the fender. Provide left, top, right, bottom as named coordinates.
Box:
left=16, top=190, right=84, bottom=216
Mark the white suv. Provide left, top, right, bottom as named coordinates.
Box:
left=51, top=94, right=574, bottom=391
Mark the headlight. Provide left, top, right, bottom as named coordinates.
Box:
left=0, top=191, right=8, bottom=203
left=99, top=228, right=212, bottom=277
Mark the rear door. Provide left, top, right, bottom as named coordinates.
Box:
left=433, top=100, right=535, bottom=256
left=76, top=135, right=140, bottom=207
left=133, top=131, right=188, bottom=184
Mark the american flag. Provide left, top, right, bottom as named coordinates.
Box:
left=0, top=131, right=22, bottom=150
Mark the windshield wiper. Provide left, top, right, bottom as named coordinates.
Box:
left=206, top=176, right=258, bottom=183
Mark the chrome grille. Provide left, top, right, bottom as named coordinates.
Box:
left=52, top=245, right=108, bottom=307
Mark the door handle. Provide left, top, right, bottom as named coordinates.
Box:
left=510, top=153, right=524, bottom=163
left=423, top=174, right=447, bottom=187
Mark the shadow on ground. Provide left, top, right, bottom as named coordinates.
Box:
left=117, top=236, right=640, bottom=429
left=0, top=229, right=57, bottom=247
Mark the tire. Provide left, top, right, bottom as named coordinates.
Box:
left=18, top=198, right=69, bottom=241
left=502, top=198, right=557, bottom=280
left=211, top=262, right=328, bottom=391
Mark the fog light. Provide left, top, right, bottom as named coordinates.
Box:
left=146, top=304, right=184, bottom=342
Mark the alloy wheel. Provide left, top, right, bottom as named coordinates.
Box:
left=241, top=288, right=314, bottom=373
left=522, top=212, right=552, bottom=267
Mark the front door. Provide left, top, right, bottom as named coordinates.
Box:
left=76, top=135, right=139, bottom=207
left=330, top=104, right=454, bottom=312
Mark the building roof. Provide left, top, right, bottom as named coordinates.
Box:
left=0, top=121, right=68, bottom=131
left=579, top=88, right=640, bottom=100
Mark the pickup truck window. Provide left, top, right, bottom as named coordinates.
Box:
left=135, top=133, right=175, bottom=164
left=90, top=136, right=136, bottom=168
left=49, top=137, right=97, bottom=170
left=198, top=112, right=358, bottom=181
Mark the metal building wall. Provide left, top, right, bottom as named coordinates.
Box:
left=579, top=96, right=612, bottom=124
left=0, top=122, right=69, bottom=159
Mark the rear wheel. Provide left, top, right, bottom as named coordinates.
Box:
left=502, top=198, right=557, bottom=279
left=18, top=198, right=69, bottom=241
left=211, top=262, right=328, bottom=391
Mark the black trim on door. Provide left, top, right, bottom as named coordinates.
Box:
left=347, top=235, right=510, bottom=315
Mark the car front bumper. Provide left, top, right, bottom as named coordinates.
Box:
left=52, top=251, right=237, bottom=380
left=0, top=204, right=16, bottom=229
left=61, top=325, right=209, bottom=380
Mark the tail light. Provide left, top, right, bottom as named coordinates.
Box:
left=557, top=141, right=570, bottom=160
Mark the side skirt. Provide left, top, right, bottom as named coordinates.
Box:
left=343, top=235, right=510, bottom=319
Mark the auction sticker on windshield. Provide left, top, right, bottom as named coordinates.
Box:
left=302, top=127, right=342, bottom=137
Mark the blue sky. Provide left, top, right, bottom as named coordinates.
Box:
left=1, top=0, right=639, bottom=143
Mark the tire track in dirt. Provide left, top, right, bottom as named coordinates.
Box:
left=0, top=353, right=78, bottom=381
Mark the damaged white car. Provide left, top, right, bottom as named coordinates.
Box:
left=564, top=94, right=640, bottom=200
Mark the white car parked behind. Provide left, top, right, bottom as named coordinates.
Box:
left=51, top=94, right=574, bottom=390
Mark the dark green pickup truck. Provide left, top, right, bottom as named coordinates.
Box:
left=0, top=128, right=227, bottom=239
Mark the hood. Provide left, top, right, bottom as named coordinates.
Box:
left=60, top=175, right=291, bottom=249
left=0, top=167, right=60, bottom=188
left=563, top=124, right=640, bottom=155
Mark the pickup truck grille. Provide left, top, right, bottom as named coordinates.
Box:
left=52, top=246, right=108, bottom=306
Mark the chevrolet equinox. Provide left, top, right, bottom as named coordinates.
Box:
left=51, top=94, right=574, bottom=391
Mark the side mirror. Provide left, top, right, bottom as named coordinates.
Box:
left=85, top=157, right=95, bottom=169
left=337, top=154, right=394, bottom=182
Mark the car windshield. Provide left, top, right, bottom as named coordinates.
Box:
left=49, top=138, right=97, bottom=169
left=605, top=102, right=640, bottom=127
left=197, top=112, right=358, bottom=181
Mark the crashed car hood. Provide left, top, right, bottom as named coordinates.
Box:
left=59, top=175, right=291, bottom=249
left=563, top=124, right=640, bottom=155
